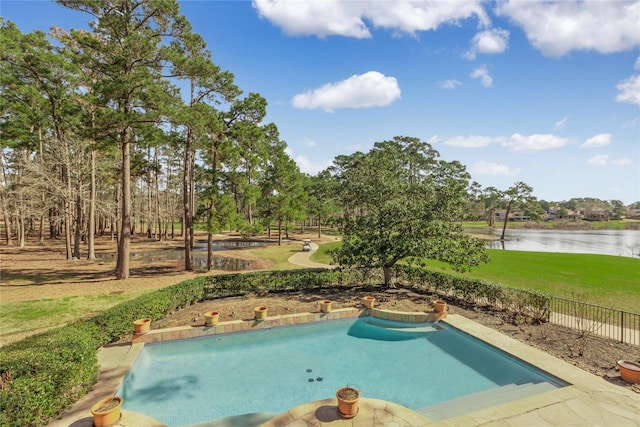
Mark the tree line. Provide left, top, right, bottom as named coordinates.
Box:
left=1, top=1, right=636, bottom=281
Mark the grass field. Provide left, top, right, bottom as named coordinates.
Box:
left=2, top=237, right=638, bottom=346
left=249, top=243, right=306, bottom=270
left=312, top=242, right=640, bottom=313
left=0, top=291, right=145, bottom=343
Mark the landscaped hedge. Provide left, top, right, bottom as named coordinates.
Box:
left=203, top=268, right=357, bottom=298
left=395, top=264, right=551, bottom=321
left=0, top=276, right=208, bottom=427
left=0, top=266, right=550, bottom=426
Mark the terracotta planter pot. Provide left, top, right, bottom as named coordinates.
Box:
left=91, top=396, right=122, bottom=427
left=617, top=360, right=640, bottom=384
left=254, top=306, right=268, bottom=320
left=133, top=318, right=151, bottom=334
left=433, top=300, right=447, bottom=313
left=320, top=300, right=332, bottom=313
left=336, top=386, right=360, bottom=418
left=205, top=311, right=220, bottom=326
left=362, top=296, right=375, bottom=308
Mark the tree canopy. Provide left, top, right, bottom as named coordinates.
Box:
left=329, top=136, right=489, bottom=285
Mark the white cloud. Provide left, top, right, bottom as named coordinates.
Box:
left=581, top=133, right=612, bottom=148
left=470, top=65, right=493, bottom=87
left=635, top=56, right=640, bottom=71
left=465, top=28, right=509, bottom=60
left=439, top=79, right=461, bottom=89
left=293, top=154, right=333, bottom=174
left=623, top=117, right=640, bottom=128
left=303, top=138, right=317, bottom=147
left=613, top=157, right=632, bottom=166
left=588, top=154, right=608, bottom=166
left=501, top=133, right=569, bottom=151
left=252, top=0, right=371, bottom=38
left=554, top=117, right=569, bottom=130
left=470, top=161, right=520, bottom=176
left=444, top=135, right=495, bottom=148
left=291, top=71, right=401, bottom=112
left=616, top=74, right=640, bottom=105
left=252, top=0, right=489, bottom=38
left=587, top=155, right=631, bottom=166
left=496, top=0, right=640, bottom=56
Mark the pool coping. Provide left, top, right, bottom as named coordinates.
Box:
left=46, top=308, right=640, bottom=427
left=130, top=307, right=446, bottom=345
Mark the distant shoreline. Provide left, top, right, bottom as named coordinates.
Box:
left=465, top=219, right=639, bottom=232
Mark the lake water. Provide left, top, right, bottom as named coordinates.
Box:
left=469, top=228, right=640, bottom=258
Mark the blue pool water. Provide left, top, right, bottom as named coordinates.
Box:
left=118, top=318, right=565, bottom=426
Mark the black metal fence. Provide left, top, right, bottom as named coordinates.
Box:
left=548, top=296, right=640, bottom=346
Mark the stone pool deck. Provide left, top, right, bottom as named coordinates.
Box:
left=47, top=309, right=640, bottom=427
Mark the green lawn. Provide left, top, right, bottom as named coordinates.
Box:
left=4, top=240, right=637, bottom=346
left=314, top=241, right=640, bottom=312
left=249, top=242, right=305, bottom=270
left=0, top=291, right=143, bottom=343
left=423, top=250, right=640, bottom=312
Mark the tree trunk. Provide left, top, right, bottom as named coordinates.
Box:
left=73, top=184, right=82, bottom=259
left=0, top=153, right=13, bottom=246
left=155, top=146, right=161, bottom=241
left=116, top=126, right=131, bottom=279
left=38, top=129, right=45, bottom=245
left=60, top=155, right=72, bottom=257
left=87, top=149, right=96, bottom=259
left=383, top=266, right=393, bottom=286
left=500, top=202, right=512, bottom=241
left=146, top=146, right=152, bottom=238
left=207, top=232, right=213, bottom=271
left=182, top=126, right=193, bottom=271
left=278, top=220, right=282, bottom=246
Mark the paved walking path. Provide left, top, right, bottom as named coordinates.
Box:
left=287, top=242, right=333, bottom=269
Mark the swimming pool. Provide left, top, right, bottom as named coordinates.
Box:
left=118, top=317, right=565, bottom=426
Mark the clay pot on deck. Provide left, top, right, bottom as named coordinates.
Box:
left=320, top=300, right=332, bottom=313
left=133, top=318, right=151, bottom=335
left=362, top=296, right=375, bottom=309
left=336, top=386, right=360, bottom=418
left=204, top=311, right=220, bottom=326
left=617, top=360, right=640, bottom=384
left=91, top=396, right=122, bottom=427
left=254, top=306, right=268, bottom=320
left=433, top=300, right=447, bottom=313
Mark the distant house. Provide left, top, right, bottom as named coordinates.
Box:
left=544, top=207, right=583, bottom=221
left=583, top=212, right=610, bottom=221
left=494, top=209, right=531, bottom=222
left=627, top=209, right=640, bottom=220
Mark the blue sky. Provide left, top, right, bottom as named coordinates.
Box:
left=3, top=0, right=639, bottom=204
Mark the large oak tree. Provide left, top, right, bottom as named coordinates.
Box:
left=330, top=136, right=488, bottom=285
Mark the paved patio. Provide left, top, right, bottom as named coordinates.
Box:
left=47, top=313, right=640, bottom=427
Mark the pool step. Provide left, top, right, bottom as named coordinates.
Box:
left=417, top=382, right=557, bottom=421
left=181, top=412, right=276, bottom=427
left=363, top=318, right=440, bottom=333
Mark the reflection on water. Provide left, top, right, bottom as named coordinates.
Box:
left=96, top=239, right=263, bottom=271
left=469, top=228, right=640, bottom=257
left=190, top=256, right=250, bottom=271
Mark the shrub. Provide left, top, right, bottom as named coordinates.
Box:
left=0, top=276, right=207, bottom=427
left=395, top=264, right=551, bottom=320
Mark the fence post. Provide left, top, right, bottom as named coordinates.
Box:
left=620, top=310, right=624, bottom=343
